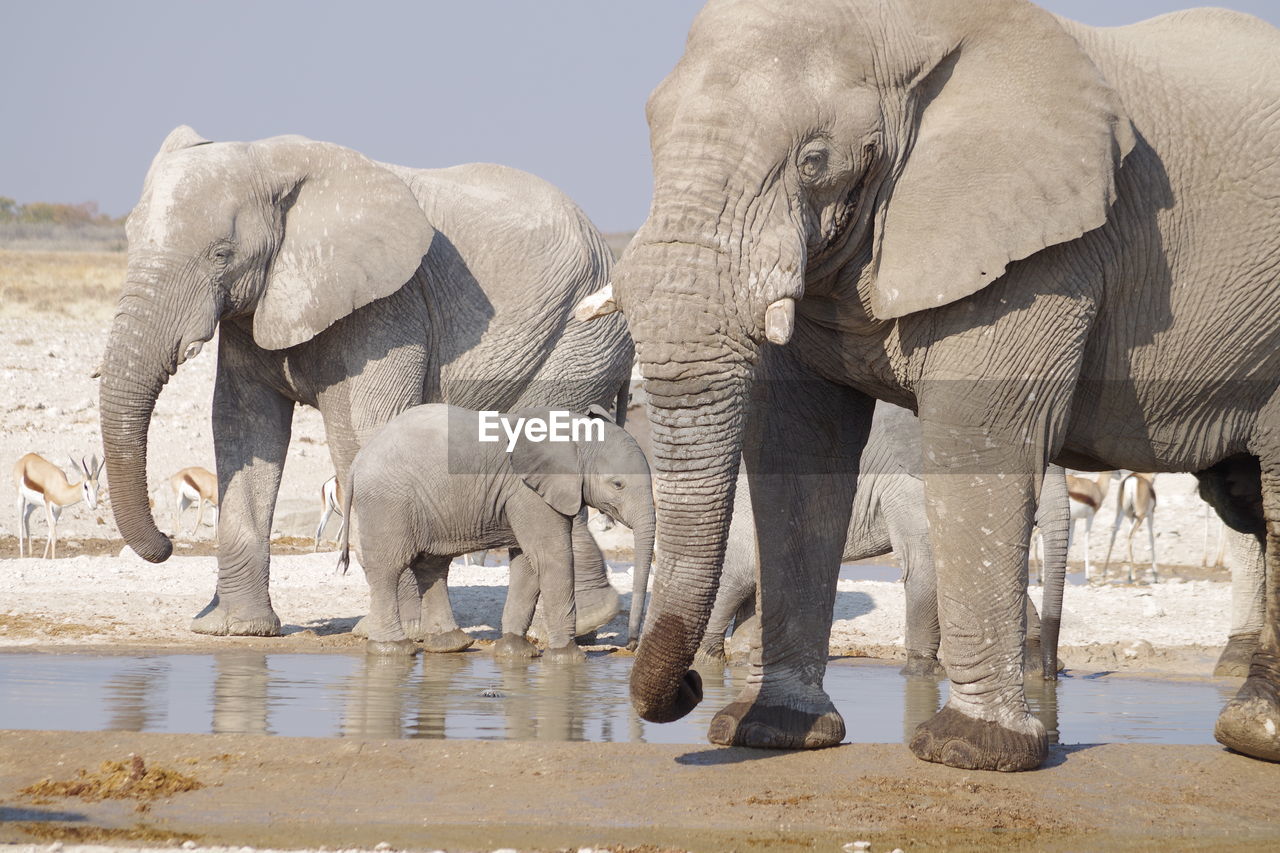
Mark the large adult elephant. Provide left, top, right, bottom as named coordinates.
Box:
left=100, top=126, right=633, bottom=639
left=696, top=403, right=1071, bottom=680
left=578, top=1, right=1280, bottom=770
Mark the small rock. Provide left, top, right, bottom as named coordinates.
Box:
left=1123, top=639, right=1155, bottom=660
left=182, top=841, right=198, bottom=850
left=481, top=687, right=503, bottom=698
left=374, top=843, right=392, bottom=851
left=46, top=842, right=63, bottom=853
left=843, top=843, right=872, bottom=852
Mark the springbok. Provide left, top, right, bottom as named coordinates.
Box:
left=1203, top=503, right=1227, bottom=568
left=1103, top=471, right=1158, bottom=583
left=314, top=475, right=345, bottom=551
left=1065, top=471, right=1111, bottom=580
left=13, top=453, right=104, bottom=558
left=170, top=466, right=218, bottom=536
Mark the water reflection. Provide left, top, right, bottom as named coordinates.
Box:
left=213, top=652, right=270, bottom=735
left=0, top=651, right=1233, bottom=746
left=105, top=658, right=169, bottom=732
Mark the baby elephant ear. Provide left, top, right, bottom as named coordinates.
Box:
left=509, top=410, right=584, bottom=517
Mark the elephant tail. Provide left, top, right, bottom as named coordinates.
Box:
left=336, top=469, right=356, bottom=576
left=613, top=376, right=631, bottom=430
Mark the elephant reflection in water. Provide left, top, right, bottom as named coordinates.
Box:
left=341, top=655, right=423, bottom=740
left=212, top=652, right=270, bottom=736
left=902, top=676, right=1060, bottom=747
left=105, top=659, right=170, bottom=732
left=339, top=654, right=602, bottom=742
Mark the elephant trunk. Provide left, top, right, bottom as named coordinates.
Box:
left=624, top=505, right=656, bottom=649
left=622, top=240, right=756, bottom=723
left=98, top=265, right=218, bottom=563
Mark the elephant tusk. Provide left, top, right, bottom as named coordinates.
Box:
left=765, top=298, right=795, bottom=345
left=182, top=341, right=204, bottom=363
left=574, top=284, right=619, bottom=322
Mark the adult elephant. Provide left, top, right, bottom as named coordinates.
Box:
left=696, top=404, right=1070, bottom=680
left=100, top=126, right=632, bottom=639
left=578, top=1, right=1280, bottom=770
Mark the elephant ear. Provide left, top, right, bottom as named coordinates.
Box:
left=509, top=409, right=584, bottom=517
left=250, top=136, right=435, bottom=350
left=870, top=0, right=1136, bottom=319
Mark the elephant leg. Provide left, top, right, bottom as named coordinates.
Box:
left=364, top=564, right=417, bottom=657
left=496, top=548, right=540, bottom=660
left=706, top=363, right=871, bottom=750
left=412, top=555, right=473, bottom=653
left=696, top=563, right=754, bottom=667
left=886, top=485, right=945, bottom=679
left=511, top=507, right=582, bottom=663
left=1216, top=526, right=1265, bottom=676
left=1022, top=596, right=1044, bottom=679
left=191, top=369, right=292, bottom=637
left=1215, top=459, right=1280, bottom=760
left=570, top=512, right=621, bottom=636
left=907, top=408, right=1048, bottom=772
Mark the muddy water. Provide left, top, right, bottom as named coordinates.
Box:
left=0, top=650, right=1235, bottom=745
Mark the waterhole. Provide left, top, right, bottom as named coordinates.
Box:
left=0, top=651, right=1234, bottom=745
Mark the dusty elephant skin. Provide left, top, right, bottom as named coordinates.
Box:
left=339, top=404, right=654, bottom=658
left=697, top=402, right=1071, bottom=680
left=576, top=0, right=1280, bottom=771
left=98, top=126, right=632, bottom=639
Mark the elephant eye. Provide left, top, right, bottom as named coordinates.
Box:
left=209, top=244, right=234, bottom=265
left=610, top=478, right=625, bottom=491
left=798, top=148, right=829, bottom=183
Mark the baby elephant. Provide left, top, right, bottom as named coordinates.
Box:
left=339, top=404, right=654, bottom=662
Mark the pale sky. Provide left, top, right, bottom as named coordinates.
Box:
left=4, top=1, right=1277, bottom=232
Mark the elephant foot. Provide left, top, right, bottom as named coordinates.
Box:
left=366, top=638, right=418, bottom=657
left=693, top=644, right=727, bottom=669
left=707, top=689, right=845, bottom=750
left=493, top=633, right=539, bottom=661
left=190, top=598, right=281, bottom=637
left=1214, top=632, right=1261, bottom=678
left=900, top=652, right=946, bottom=679
left=421, top=629, right=475, bottom=653
left=1214, top=665, right=1280, bottom=761
left=542, top=642, right=587, bottom=664
left=909, top=703, right=1048, bottom=772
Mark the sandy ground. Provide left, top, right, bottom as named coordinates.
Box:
left=2, top=730, right=1279, bottom=851
left=0, top=549, right=1239, bottom=675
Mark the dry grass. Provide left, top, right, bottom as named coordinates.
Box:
left=20, top=755, right=204, bottom=813
left=0, top=249, right=124, bottom=320
left=17, top=822, right=202, bottom=844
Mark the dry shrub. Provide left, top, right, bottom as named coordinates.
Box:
left=21, top=754, right=203, bottom=812
left=0, top=249, right=124, bottom=320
